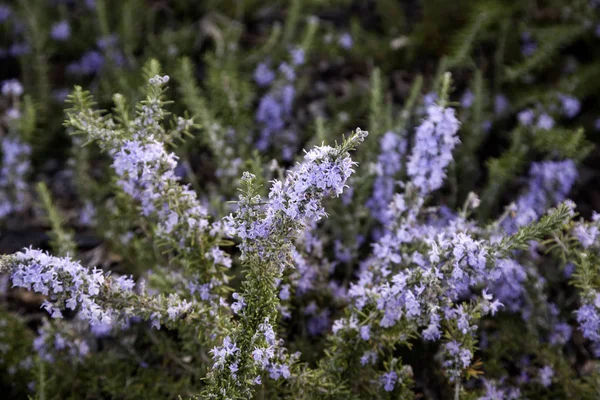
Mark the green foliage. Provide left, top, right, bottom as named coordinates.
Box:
left=35, top=182, right=76, bottom=257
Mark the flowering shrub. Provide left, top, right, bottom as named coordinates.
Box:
left=2, top=1, right=600, bottom=399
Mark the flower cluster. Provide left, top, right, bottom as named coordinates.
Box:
left=367, top=131, right=408, bottom=228
left=255, top=48, right=305, bottom=160
left=504, top=160, right=577, bottom=232
left=66, top=76, right=232, bottom=300
left=407, top=105, right=461, bottom=194
left=228, top=128, right=367, bottom=264
left=0, top=248, right=214, bottom=338
left=5, top=248, right=125, bottom=326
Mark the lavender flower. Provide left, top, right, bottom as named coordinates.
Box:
left=576, top=300, right=600, bottom=342
left=255, top=76, right=298, bottom=160
left=479, top=379, right=521, bottom=400
left=9, top=42, right=30, bottom=57
left=254, top=63, right=275, bottom=87
left=1, top=79, right=23, bottom=97
left=407, top=105, right=461, bottom=195
left=0, top=5, right=11, bottom=23
left=442, top=340, right=473, bottom=381
left=574, top=223, right=599, bottom=248
left=518, top=109, right=535, bottom=126
left=5, top=248, right=120, bottom=326
left=494, top=94, right=509, bottom=115
left=380, top=371, right=398, bottom=392
left=488, top=259, right=527, bottom=314
left=229, top=137, right=363, bottom=263
left=97, top=34, right=118, bottom=50
left=521, top=32, right=537, bottom=56
left=51, top=21, right=71, bottom=41
left=279, top=62, right=296, bottom=81
left=504, top=160, right=577, bottom=232
left=1, top=247, right=218, bottom=335
left=67, top=51, right=104, bottom=75
left=290, top=48, right=305, bottom=66
left=461, top=90, right=474, bottom=108
left=538, top=365, right=554, bottom=387
left=338, top=33, right=353, bottom=49
left=210, top=336, right=239, bottom=370
left=367, top=131, right=407, bottom=227
left=549, top=322, right=572, bottom=345
left=558, top=94, right=581, bottom=118
left=536, top=113, right=555, bottom=130
left=33, top=319, right=90, bottom=364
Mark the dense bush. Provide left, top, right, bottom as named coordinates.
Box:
left=2, top=1, right=600, bottom=399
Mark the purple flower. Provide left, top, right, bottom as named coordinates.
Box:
left=407, top=105, right=461, bottom=195
left=521, top=32, right=537, bottom=56
left=423, top=92, right=438, bottom=106
left=51, top=21, right=71, bottom=41
left=338, top=33, right=353, bottom=49
left=166, top=298, right=192, bottom=321
left=279, top=62, right=296, bottom=81
left=538, top=365, right=554, bottom=387
left=2, top=79, right=23, bottom=97
left=494, top=95, right=509, bottom=115
left=290, top=48, right=305, bottom=66
left=307, top=310, right=330, bottom=336
left=33, top=320, right=91, bottom=363
left=0, top=5, right=11, bottom=23
left=488, top=259, right=527, bottom=314
left=504, top=160, right=577, bottom=232
left=52, top=88, right=70, bottom=103
left=79, top=201, right=96, bottom=226
left=576, top=302, right=600, bottom=342
left=359, top=325, right=371, bottom=340
left=112, top=137, right=214, bottom=255
left=518, top=109, right=535, bottom=126
left=210, top=336, right=239, bottom=370
left=380, top=371, right=398, bottom=392
left=255, top=98, right=281, bottom=144
left=231, top=293, right=246, bottom=314
left=67, top=51, right=104, bottom=75
left=422, top=314, right=442, bottom=341
left=558, top=94, right=581, bottom=118
left=115, top=276, right=135, bottom=291
left=228, top=128, right=366, bottom=268
left=536, top=113, right=554, bottom=130
left=9, top=42, right=30, bottom=57
left=255, top=83, right=297, bottom=157
left=97, top=34, right=118, bottom=50
left=254, top=63, right=275, bottom=87
left=279, top=284, right=291, bottom=300
left=367, top=131, right=408, bottom=226
left=442, top=341, right=472, bottom=380
left=574, top=224, right=599, bottom=248
left=360, top=351, right=377, bottom=366
left=8, top=248, right=127, bottom=326
left=461, top=90, right=474, bottom=108
left=480, top=379, right=521, bottom=400
left=549, top=322, right=572, bottom=345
